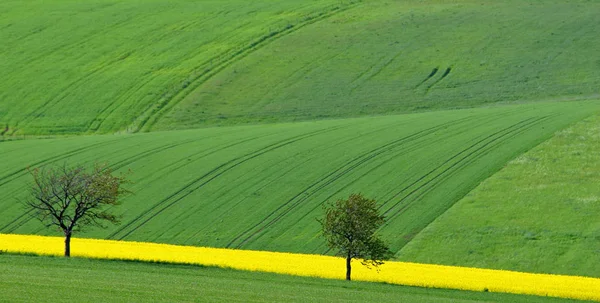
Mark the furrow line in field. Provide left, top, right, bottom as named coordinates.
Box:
left=425, top=67, right=452, bottom=93
left=242, top=110, right=519, bottom=249
left=226, top=116, right=478, bottom=248
left=379, top=117, right=540, bottom=212
left=414, top=67, right=439, bottom=89
left=0, top=138, right=124, bottom=187
left=108, top=138, right=204, bottom=172
left=176, top=119, right=420, bottom=243
left=319, top=115, right=551, bottom=254
left=381, top=115, right=552, bottom=222
left=0, top=136, right=174, bottom=232
left=86, top=75, right=159, bottom=133
left=134, top=1, right=362, bottom=132
left=107, top=126, right=341, bottom=240
left=380, top=118, right=549, bottom=247
left=0, top=211, right=32, bottom=233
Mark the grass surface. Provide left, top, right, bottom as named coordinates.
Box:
left=0, top=0, right=345, bottom=135
left=1, top=0, right=600, bottom=135
left=398, top=114, right=600, bottom=277
left=0, top=254, right=590, bottom=303
left=158, top=0, right=600, bottom=131
left=1, top=101, right=598, bottom=254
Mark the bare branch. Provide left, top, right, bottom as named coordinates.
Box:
left=23, top=162, right=131, bottom=256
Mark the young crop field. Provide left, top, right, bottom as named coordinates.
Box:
left=1, top=254, right=587, bottom=303
left=1, top=101, right=598, bottom=254
left=0, top=0, right=348, bottom=136
left=399, top=114, right=600, bottom=278
left=1, top=0, right=600, bottom=135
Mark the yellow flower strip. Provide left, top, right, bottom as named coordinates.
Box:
left=1, top=234, right=599, bottom=301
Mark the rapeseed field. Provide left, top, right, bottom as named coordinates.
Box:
left=2, top=234, right=598, bottom=301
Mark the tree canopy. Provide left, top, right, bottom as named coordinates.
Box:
left=320, top=193, right=392, bottom=280
left=25, top=163, right=130, bottom=256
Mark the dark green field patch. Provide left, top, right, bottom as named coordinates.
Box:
left=1, top=101, right=598, bottom=255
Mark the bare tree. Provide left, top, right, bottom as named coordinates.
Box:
left=320, top=193, right=392, bottom=281
left=25, top=163, right=130, bottom=257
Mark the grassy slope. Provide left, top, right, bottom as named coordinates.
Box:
left=1, top=101, right=598, bottom=254
left=158, top=0, right=600, bottom=131
left=398, top=115, right=600, bottom=277
left=2, top=0, right=600, bottom=135
left=0, top=0, right=344, bottom=135
left=0, top=254, right=589, bottom=303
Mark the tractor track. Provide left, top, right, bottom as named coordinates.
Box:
left=107, top=126, right=343, bottom=240
left=225, top=116, right=481, bottom=248
left=0, top=137, right=125, bottom=188
left=380, top=115, right=553, bottom=223
left=231, top=109, right=524, bottom=248
left=134, top=1, right=362, bottom=132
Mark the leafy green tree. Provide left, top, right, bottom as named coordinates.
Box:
left=25, top=163, right=130, bottom=257
left=320, top=193, right=392, bottom=281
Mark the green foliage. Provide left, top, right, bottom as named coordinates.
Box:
left=321, top=193, right=391, bottom=268
left=0, top=254, right=588, bottom=303
left=398, top=115, right=600, bottom=278
left=1, top=0, right=600, bottom=135
left=1, top=101, right=597, bottom=255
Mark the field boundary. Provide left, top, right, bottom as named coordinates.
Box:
left=1, top=234, right=599, bottom=301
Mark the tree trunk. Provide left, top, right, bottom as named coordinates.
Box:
left=64, top=232, right=71, bottom=257
left=346, top=255, right=352, bottom=281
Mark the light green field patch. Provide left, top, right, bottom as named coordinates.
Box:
left=0, top=0, right=344, bottom=135
left=398, top=114, right=600, bottom=278
left=1, top=0, right=600, bottom=135
left=154, top=0, right=600, bottom=130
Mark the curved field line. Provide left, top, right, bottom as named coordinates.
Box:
left=86, top=74, right=159, bottom=133
left=0, top=137, right=192, bottom=232
left=226, top=116, right=480, bottom=248
left=425, top=66, right=452, bottom=93
left=107, top=126, right=343, bottom=240
left=18, top=51, right=139, bottom=130
left=173, top=118, right=415, bottom=243
left=380, top=115, right=553, bottom=222
left=134, top=1, right=362, bottom=132
left=318, top=115, right=554, bottom=255
left=0, top=137, right=124, bottom=187
left=228, top=109, right=521, bottom=248
left=312, top=117, right=547, bottom=254
left=379, top=117, right=540, bottom=211
left=380, top=118, right=539, bottom=215
left=414, top=67, right=439, bottom=89
left=0, top=210, right=33, bottom=233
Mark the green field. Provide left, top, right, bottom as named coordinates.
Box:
left=398, top=114, right=600, bottom=277
left=0, top=254, right=589, bottom=303
left=3, top=0, right=600, bottom=300
left=1, top=0, right=599, bottom=135
left=1, top=101, right=598, bottom=254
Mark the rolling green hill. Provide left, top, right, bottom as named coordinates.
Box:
left=1, top=0, right=600, bottom=135
left=398, top=114, right=600, bottom=277
left=1, top=254, right=585, bottom=303
left=3, top=0, right=600, bottom=295
left=1, top=101, right=598, bottom=254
